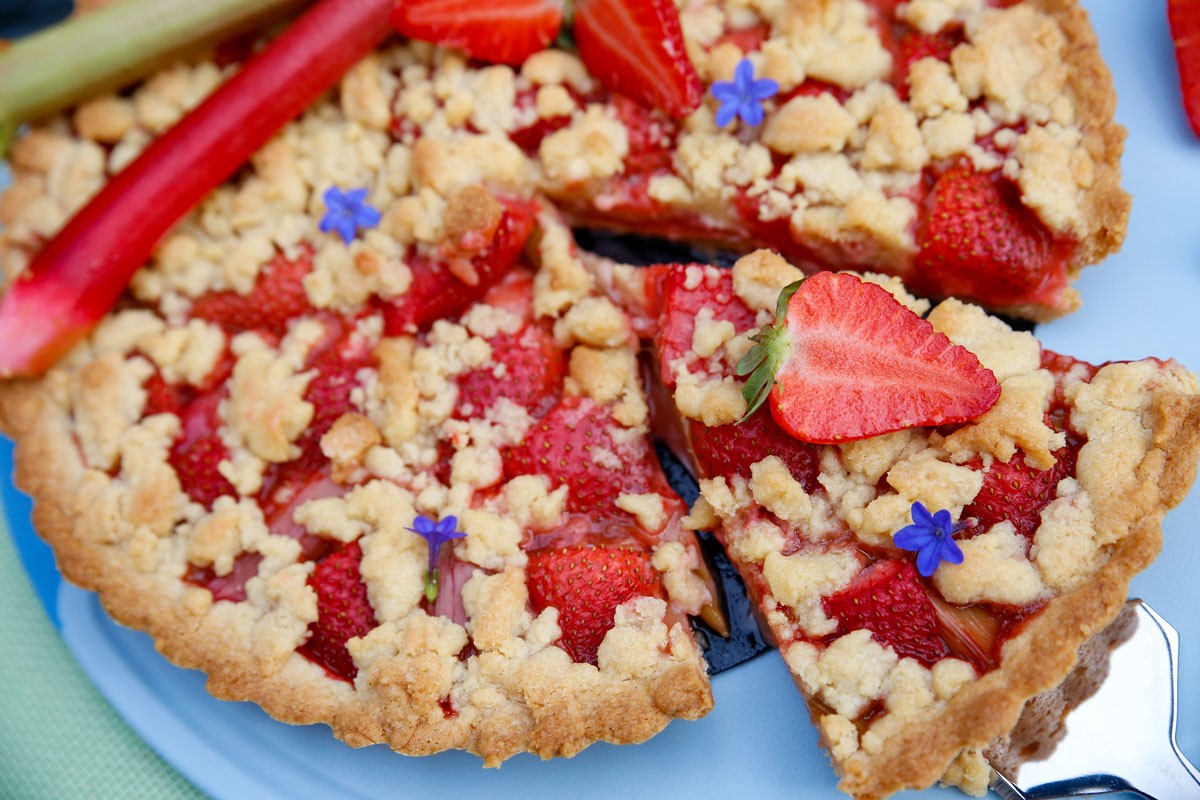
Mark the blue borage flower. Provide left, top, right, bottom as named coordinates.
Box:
left=407, top=514, right=467, bottom=602
left=711, top=58, right=779, bottom=127
left=319, top=186, right=381, bottom=244
left=894, top=501, right=972, bottom=577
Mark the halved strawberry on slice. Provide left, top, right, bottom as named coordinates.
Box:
left=391, top=0, right=563, bottom=66
left=526, top=545, right=660, bottom=665
left=736, top=271, right=1001, bottom=444
left=1169, top=0, right=1200, bottom=136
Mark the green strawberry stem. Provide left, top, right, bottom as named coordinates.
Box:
left=734, top=278, right=803, bottom=418
left=0, top=0, right=309, bottom=159
left=0, top=0, right=393, bottom=379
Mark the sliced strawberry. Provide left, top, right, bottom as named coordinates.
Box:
left=914, top=163, right=1054, bottom=305
left=961, top=446, right=1077, bottom=540
left=390, top=0, right=563, bottom=66
left=169, top=391, right=237, bottom=509
left=1170, top=0, right=1200, bottom=136
left=503, top=395, right=666, bottom=515
left=456, top=323, right=564, bottom=417
left=687, top=407, right=821, bottom=491
left=190, top=249, right=313, bottom=335
left=526, top=546, right=660, bottom=664
left=611, top=95, right=679, bottom=176
left=739, top=271, right=1001, bottom=444
left=893, top=29, right=961, bottom=100
left=573, top=0, right=703, bottom=118
left=821, top=558, right=949, bottom=666
left=291, top=323, right=374, bottom=467
left=652, top=262, right=758, bottom=381
left=382, top=197, right=535, bottom=334
left=299, top=540, right=378, bottom=681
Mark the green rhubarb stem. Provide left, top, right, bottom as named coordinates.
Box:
left=0, top=0, right=308, bottom=156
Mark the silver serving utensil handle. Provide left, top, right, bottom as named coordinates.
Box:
left=990, top=600, right=1200, bottom=799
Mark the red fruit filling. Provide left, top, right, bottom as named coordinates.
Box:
left=503, top=396, right=671, bottom=518
left=299, top=540, right=379, bottom=681
left=526, top=546, right=662, bottom=665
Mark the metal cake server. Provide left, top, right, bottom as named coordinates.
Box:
left=987, top=600, right=1200, bottom=800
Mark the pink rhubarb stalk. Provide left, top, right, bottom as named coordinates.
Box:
left=0, top=0, right=392, bottom=379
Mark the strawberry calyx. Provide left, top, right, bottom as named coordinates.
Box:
left=734, top=277, right=803, bottom=418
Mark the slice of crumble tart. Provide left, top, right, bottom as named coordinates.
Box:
left=645, top=250, right=1200, bottom=799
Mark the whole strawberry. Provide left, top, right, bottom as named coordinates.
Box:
left=527, top=546, right=660, bottom=664
left=300, top=540, right=378, bottom=681
left=736, top=271, right=1001, bottom=444
left=822, top=559, right=948, bottom=666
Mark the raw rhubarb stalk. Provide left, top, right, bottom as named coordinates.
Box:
left=0, top=0, right=310, bottom=156
left=0, top=0, right=392, bottom=379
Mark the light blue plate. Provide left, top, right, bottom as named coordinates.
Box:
left=3, top=2, right=1198, bottom=797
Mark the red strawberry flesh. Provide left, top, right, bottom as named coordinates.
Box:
left=190, top=249, right=314, bottom=335
left=821, top=558, right=949, bottom=666
left=914, top=163, right=1056, bottom=306
left=503, top=395, right=668, bottom=516
left=768, top=271, right=1000, bottom=443
left=299, top=540, right=378, bottom=682
left=961, top=446, right=1078, bottom=541
left=526, top=546, right=660, bottom=665
left=1170, top=0, right=1200, bottom=136
left=456, top=322, right=564, bottom=417
left=382, top=197, right=535, bottom=334
left=573, top=0, right=702, bottom=118
left=390, top=0, right=563, bottom=66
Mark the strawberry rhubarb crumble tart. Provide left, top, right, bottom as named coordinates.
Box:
left=0, top=0, right=1193, bottom=798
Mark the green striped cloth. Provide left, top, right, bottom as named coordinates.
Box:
left=0, top=499, right=205, bottom=799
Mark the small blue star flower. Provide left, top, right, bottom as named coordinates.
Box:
left=711, top=58, right=779, bottom=127
left=893, top=501, right=970, bottom=577
left=407, top=514, right=467, bottom=602
left=319, top=186, right=381, bottom=244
